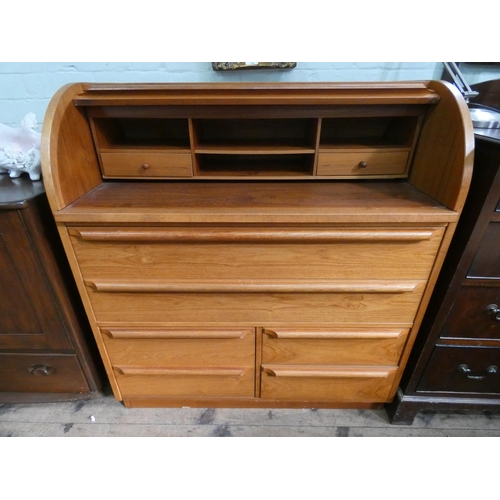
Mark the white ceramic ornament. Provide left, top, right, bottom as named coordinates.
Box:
left=0, top=113, right=42, bottom=181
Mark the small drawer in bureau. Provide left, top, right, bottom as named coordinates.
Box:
left=100, top=152, right=193, bottom=178
left=317, top=150, right=409, bottom=177
left=262, top=327, right=409, bottom=366
left=417, top=345, right=500, bottom=395
left=102, top=327, right=255, bottom=398
left=260, top=364, right=398, bottom=402
left=0, top=353, right=89, bottom=393
left=440, top=286, right=500, bottom=341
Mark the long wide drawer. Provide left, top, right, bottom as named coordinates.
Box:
left=87, top=283, right=426, bottom=324
left=69, top=226, right=444, bottom=282
left=260, top=364, right=398, bottom=402
left=262, top=327, right=409, bottom=366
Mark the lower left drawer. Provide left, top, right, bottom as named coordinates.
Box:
left=101, top=326, right=255, bottom=398
left=0, top=353, right=89, bottom=393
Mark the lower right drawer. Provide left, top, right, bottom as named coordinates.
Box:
left=417, top=345, right=500, bottom=394
left=260, top=326, right=405, bottom=403
left=260, top=365, right=398, bottom=402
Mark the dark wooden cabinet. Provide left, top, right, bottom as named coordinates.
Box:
left=387, top=103, right=500, bottom=423
left=0, top=175, right=104, bottom=402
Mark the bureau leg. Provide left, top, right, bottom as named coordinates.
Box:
left=385, top=389, right=420, bottom=425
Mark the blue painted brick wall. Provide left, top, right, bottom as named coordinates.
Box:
left=0, top=62, right=499, bottom=131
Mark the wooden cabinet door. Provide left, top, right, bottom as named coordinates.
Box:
left=0, top=209, right=71, bottom=350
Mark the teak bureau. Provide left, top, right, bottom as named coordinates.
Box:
left=41, top=82, right=474, bottom=408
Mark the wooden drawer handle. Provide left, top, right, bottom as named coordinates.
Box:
left=263, top=328, right=407, bottom=340
left=102, top=328, right=252, bottom=339
left=457, top=364, right=498, bottom=381
left=262, top=365, right=396, bottom=378
left=358, top=161, right=368, bottom=168
left=114, top=366, right=247, bottom=377
left=70, top=227, right=436, bottom=243
left=86, top=279, right=419, bottom=294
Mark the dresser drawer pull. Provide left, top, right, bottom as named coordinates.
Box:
left=358, top=161, right=368, bottom=169
left=262, top=365, right=396, bottom=378
left=457, top=364, right=498, bottom=380
left=114, top=366, right=247, bottom=377
left=86, top=279, right=418, bottom=294
left=28, top=365, right=57, bottom=377
left=486, top=304, right=500, bottom=321
left=102, top=328, right=251, bottom=339
left=70, top=227, right=436, bottom=243
left=263, top=328, right=407, bottom=340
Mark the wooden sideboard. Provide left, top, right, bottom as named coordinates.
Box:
left=40, top=82, right=474, bottom=408
left=0, top=176, right=104, bottom=402
left=387, top=80, right=500, bottom=424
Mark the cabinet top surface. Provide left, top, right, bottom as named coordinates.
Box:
left=0, top=176, right=45, bottom=210
left=56, top=180, right=458, bottom=224
left=72, top=81, right=440, bottom=106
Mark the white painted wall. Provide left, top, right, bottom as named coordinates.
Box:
left=1, top=62, right=499, bottom=130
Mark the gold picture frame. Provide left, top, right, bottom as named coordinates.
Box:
left=212, top=62, right=296, bottom=71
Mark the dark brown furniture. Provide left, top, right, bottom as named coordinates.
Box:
left=0, top=175, right=104, bottom=402
left=387, top=80, right=500, bottom=424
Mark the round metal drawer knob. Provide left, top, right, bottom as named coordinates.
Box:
left=358, top=161, right=368, bottom=168
left=29, top=365, right=57, bottom=377
left=141, top=163, right=150, bottom=170
left=486, top=304, right=500, bottom=321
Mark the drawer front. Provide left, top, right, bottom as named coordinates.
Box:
left=468, top=222, right=500, bottom=279
left=262, top=327, right=409, bottom=366
left=87, top=284, right=425, bottom=325
left=417, top=345, right=500, bottom=395
left=102, top=326, right=255, bottom=368
left=100, top=152, right=193, bottom=178
left=115, top=368, right=254, bottom=398
left=261, top=365, right=398, bottom=402
left=104, top=327, right=255, bottom=398
left=70, top=226, right=444, bottom=282
left=441, top=287, right=500, bottom=341
left=317, top=151, right=409, bottom=177
left=0, top=353, right=89, bottom=393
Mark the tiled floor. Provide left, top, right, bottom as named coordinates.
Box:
left=1, top=388, right=500, bottom=436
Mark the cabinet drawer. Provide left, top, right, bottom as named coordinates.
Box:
left=261, top=365, right=398, bottom=402
left=70, top=226, right=444, bottom=282
left=262, top=327, right=409, bottom=366
left=317, top=151, right=409, bottom=177
left=417, top=345, right=500, bottom=395
left=101, top=326, right=255, bottom=368
left=104, top=327, right=255, bottom=399
left=115, top=367, right=254, bottom=398
left=87, top=283, right=425, bottom=324
left=468, top=222, right=500, bottom=279
left=100, top=152, right=193, bottom=178
left=441, top=287, right=500, bottom=341
left=0, top=353, right=89, bottom=393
